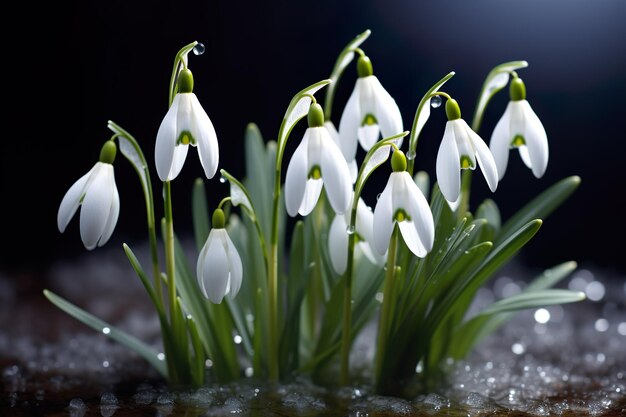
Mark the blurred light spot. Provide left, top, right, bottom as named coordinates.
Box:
left=245, top=367, right=253, bottom=377
left=157, top=353, right=165, bottom=361
left=585, top=281, right=605, bottom=301
left=502, top=282, right=521, bottom=298
left=102, top=327, right=111, bottom=335
left=375, top=292, right=384, bottom=303
left=102, top=361, right=110, bottom=368
left=618, top=322, right=626, bottom=336
left=595, top=318, right=609, bottom=332
left=534, top=308, right=550, bottom=323
left=234, top=335, right=242, bottom=344
left=512, top=343, right=525, bottom=355
left=205, top=359, right=213, bottom=368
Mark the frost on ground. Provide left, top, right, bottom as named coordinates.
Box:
left=1, top=240, right=625, bottom=416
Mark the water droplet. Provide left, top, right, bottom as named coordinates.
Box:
left=376, top=193, right=382, bottom=201
left=430, top=95, right=442, bottom=108
left=192, top=42, right=205, bottom=55
left=233, top=335, right=242, bottom=344
left=157, top=353, right=165, bottom=361
left=102, top=327, right=111, bottom=335
left=205, top=359, right=214, bottom=368
left=375, top=292, right=384, bottom=303
left=219, top=175, right=227, bottom=183
left=346, top=225, right=355, bottom=234
left=406, top=150, right=416, bottom=160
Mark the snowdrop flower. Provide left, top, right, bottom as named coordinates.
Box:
left=285, top=103, right=352, bottom=217
left=197, top=209, right=242, bottom=304
left=436, top=99, right=499, bottom=204
left=373, top=150, right=434, bottom=258
left=338, top=55, right=403, bottom=161
left=489, top=77, right=548, bottom=179
left=328, top=197, right=384, bottom=275
left=324, top=120, right=358, bottom=183
left=155, top=68, right=219, bottom=181
left=57, top=141, right=120, bottom=250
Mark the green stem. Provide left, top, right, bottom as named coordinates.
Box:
left=163, top=181, right=180, bottom=355
left=169, top=41, right=198, bottom=107
left=268, top=161, right=281, bottom=381
left=340, top=203, right=359, bottom=385
left=374, top=225, right=399, bottom=386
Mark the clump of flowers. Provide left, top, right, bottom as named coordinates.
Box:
left=48, top=32, right=584, bottom=394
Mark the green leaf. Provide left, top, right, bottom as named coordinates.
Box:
left=44, top=289, right=167, bottom=377
left=526, top=261, right=577, bottom=291
left=497, top=176, right=580, bottom=245
left=122, top=244, right=165, bottom=317
left=480, top=289, right=585, bottom=316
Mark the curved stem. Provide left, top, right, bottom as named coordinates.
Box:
left=217, top=196, right=232, bottom=210
left=340, top=202, right=359, bottom=385
left=374, top=225, right=399, bottom=386
left=406, top=72, right=456, bottom=176
left=107, top=121, right=163, bottom=309
left=163, top=181, right=180, bottom=348
left=169, top=41, right=198, bottom=107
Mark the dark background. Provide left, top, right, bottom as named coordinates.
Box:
left=3, top=0, right=626, bottom=277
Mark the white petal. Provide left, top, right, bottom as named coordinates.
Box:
left=358, top=124, right=381, bottom=151
left=298, top=179, right=323, bottom=216
left=489, top=102, right=513, bottom=180
left=355, top=199, right=385, bottom=265
left=452, top=120, right=476, bottom=168
left=168, top=144, right=189, bottom=181
left=198, top=229, right=230, bottom=304
left=401, top=172, right=435, bottom=253
left=176, top=93, right=194, bottom=136
left=97, top=174, right=120, bottom=247
left=224, top=231, right=243, bottom=299
left=190, top=94, right=220, bottom=179
left=348, top=159, right=358, bottom=184
left=466, top=122, right=498, bottom=192
left=436, top=122, right=461, bottom=203
left=518, top=145, right=532, bottom=168
left=57, top=165, right=94, bottom=233
left=520, top=100, right=549, bottom=178
left=372, top=174, right=396, bottom=255
left=155, top=95, right=181, bottom=181
left=284, top=131, right=309, bottom=217
left=328, top=214, right=348, bottom=274
left=320, top=129, right=352, bottom=214
left=80, top=164, right=114, bottom=250
left=398, top=221, right=428, bottom=258
left=370, top=76, right=403, bottom=143
left=338, top=80, right=362, bottom=162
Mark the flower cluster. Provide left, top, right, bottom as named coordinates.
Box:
left=51, top=35, right=577, bottom=392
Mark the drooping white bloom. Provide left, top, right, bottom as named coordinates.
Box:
left=58, top=161, right=119, bottom=250
left=155, top=69, right=219, bottom=181
left=338, top=56, right=403, bottom=161
left=325, top=120, right=357, bottom=183
left=436, top=99, right=498, bottom=204
left=373, top=152, right=435, bottom=258
left=284, top=104, right=352, bottom=217
left=197, top=227, right=242, bottom=304
left=489, top=78, right=548, bottom=180
left=328, top=197, right=384, bottom=275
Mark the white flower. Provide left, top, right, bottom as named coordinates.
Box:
left=197, top=227, right=242, bottom=304
left=489, top=78, right=548, bottom=180
left=325, top=120, right=357, bottom=183
left=373, top=159, right=435, bottom=258
left=436, top=99, right=498, bottom=204
left=285, top=105, right=352, bottom=217
left=338, top=56, right=403, bottom=161
left=155, top=69, right=219, bottom=181
left=328, top=198, right=384, bottom=274
left=57, top=161, right=119, bottom=250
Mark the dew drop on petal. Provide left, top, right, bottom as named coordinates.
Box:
left=346, top=225, right=355, bottom=235
left=192, top=42, right=205, bottom=55
left=376, top=193, right=382, bottom=201
left=430, top=95, right=443, bottom=108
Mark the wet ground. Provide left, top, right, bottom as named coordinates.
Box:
left=1, top=241, right=625, bottom=416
